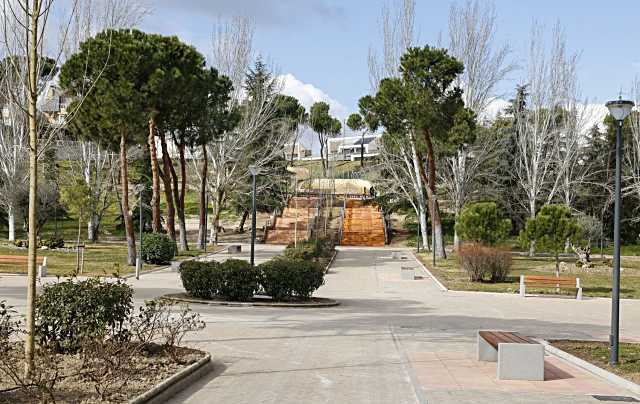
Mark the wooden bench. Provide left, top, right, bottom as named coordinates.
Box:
left=519, top=275, right=582, bottom=299
left=477, top=330, right=544, bottom=381
left=0, top=255, right=45, bottom=265
left=0, top=255, right=48, bottom=277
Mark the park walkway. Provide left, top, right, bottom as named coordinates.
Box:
left=161, top=246, right=640, bottom=403
left=2, top=245, right=640, bottom=402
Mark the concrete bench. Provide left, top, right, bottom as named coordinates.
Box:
left=520, top=275, right=582, bottom=300
left=477, top=330, right=544, bottom=381
left=227, top=245, right=241, bottom=254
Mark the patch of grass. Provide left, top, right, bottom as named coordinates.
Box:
left=550, top=340, right=640, bottom=384
left=417, top=252, right=640, bottom=299
left=0, top=243, right=209, bottom=276
left=0, top=243, right=164, bottom=276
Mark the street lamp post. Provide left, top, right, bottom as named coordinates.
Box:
left=249, top=165, right=259, bottom=267
left=605, top=97, right=634, bottom=365
left=137, top=187, right=143, bottom=280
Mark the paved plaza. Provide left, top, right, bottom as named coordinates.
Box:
left=2, top=245, right=640, bottom=403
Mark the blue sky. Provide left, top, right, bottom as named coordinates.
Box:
left=141, top=0, right=638, bottom=119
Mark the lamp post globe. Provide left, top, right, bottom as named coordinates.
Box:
left=605, top=97, right=634, bottom=366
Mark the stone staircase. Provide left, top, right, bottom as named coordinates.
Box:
left=341, top=200, right=386, bottom=247
left=264, top=197, right=318, bottom=245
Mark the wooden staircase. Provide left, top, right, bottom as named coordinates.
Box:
left=341, top=200, right=385, bottom=247
left=264, top=197, right=318, bottom=245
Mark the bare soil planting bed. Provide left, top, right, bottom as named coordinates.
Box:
left=0, top=342, right=206, bottom=403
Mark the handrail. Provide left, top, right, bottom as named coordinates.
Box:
left=337, top=205, right=345, bottom=245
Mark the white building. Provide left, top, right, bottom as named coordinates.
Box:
left=327, top=135, right=380, bottom=161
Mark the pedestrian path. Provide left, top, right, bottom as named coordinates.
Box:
left=3, top=245, right=639, bottom=403
left=165, top=247, right=640, bottom=403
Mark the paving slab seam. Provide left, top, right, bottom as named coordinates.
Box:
left=389, top=325, right=428, bottom=404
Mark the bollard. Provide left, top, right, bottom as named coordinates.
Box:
left=135, top=258, right=141, bottom=280
left=519, top=275, right=525, bottom=297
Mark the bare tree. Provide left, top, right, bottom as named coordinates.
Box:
left=513, top=23, right=578, bottom=256
left=205, top=87, right=286, bottom=244
left=211, top=16, right=254, bottom=101
left=377, top=133, right=429, bottom=249
left=626, top=78, right=640, bottom=205
left=368, top=0, right=431, bottom=250
left=0, top=61, right=29, bottom=241
left=445, top=0, right=516, bottom=249
left=368, top=0, right=415, bottom=91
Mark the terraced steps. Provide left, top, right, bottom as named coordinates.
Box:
left=264, top=197, right=318, bottom=245
left=341, top=200, right=385, bottom=247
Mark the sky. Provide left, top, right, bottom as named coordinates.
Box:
left=140, top=0, right=640, bottom=124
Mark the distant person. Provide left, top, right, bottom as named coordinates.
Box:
left=369, top=186, right=376, bottom=198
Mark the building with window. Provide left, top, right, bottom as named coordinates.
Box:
left=327, top=135, right=380, bottom=161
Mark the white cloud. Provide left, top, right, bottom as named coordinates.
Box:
left=278, top=73, right=348, bottom=119
left=480, top=98, right=511, bottom=121
left=481, top=98, right=609, bottom=132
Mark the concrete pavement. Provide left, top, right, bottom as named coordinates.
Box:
left=2, top=245, right=640, bottom=403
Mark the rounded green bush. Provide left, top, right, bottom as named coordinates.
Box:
left=142, top=233, right=177, bottom=264
left=258, top=258, right=295, bottom=301
left=290, top=260, right=325, bottom=299
left=456, top=202, right=511, bottom=246
left=258, top=258, right=325, bottom=301
left=218, top=259, right=259, bottom=301
left=35, top=278, right=133, bottom=352
left=179, top=261, right=221, bottom=299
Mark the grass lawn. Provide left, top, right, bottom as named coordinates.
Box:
left=416, top=252, right=640, bottom=299
left=550, top=340, right=640, bottom=384
left=0, top=243, right=208, bottom=277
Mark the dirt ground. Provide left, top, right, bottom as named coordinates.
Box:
left=0, top=343, right=205, bottom=403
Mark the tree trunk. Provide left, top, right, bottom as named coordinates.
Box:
left=120, top=135, right=136, bottom=266
left=210, top=190, right=224, bottom=245
left=418, top=129, right=446, bottom=259
left=148, top=118, right=162, bottom=233
left=159, top=133, right=176, bottom=240
left=410, top=140, right=429, bottom=251
left=170, top=142, right=188, bottom=251
left=197, top=146, right=208, bottom=249
left=453, top=210, right=461, bottom=251
left=238, top=209, right=249, bottom=233
left=24, top=0, right=41, bottom=377
left=7, top=206, right=15, bottom=241
left=528, top=201, right=536, bottom=257
left=87, top=214, right=99, bottom=243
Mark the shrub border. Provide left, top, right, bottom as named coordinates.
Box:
left=129, top=353, right=213, bottom=404
left=162, top=293, right=340, bottom=308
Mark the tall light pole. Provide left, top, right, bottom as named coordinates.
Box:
left=605, top=97, right=634, bottom=365
left=137, top=187, right=143, bottom=280
left=249, top=165, right=258, bottom=267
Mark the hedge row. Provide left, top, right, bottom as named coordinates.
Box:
left=283, top=238, right=335, bottom=263
left=179, top=257, right=325, bottom=302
